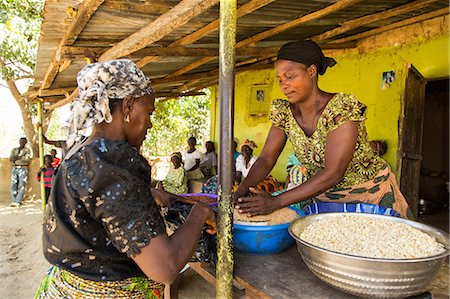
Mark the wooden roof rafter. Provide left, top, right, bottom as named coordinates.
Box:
left=162, top=0, right=361, bottom=79
left=47, top=0, right=220, bottom=110
left=39, top=0, right=105, bottom=91
left=330, top=7, right=450, bottom=44
left=312, top=0, right=441, bottom=43
left=136, top=0, right=276, bottom=68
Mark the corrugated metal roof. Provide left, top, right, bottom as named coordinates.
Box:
left=30, top=0, right=449, bottom=105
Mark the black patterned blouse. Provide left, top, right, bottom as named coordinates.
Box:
left=43, top=138, right=166, bottom=281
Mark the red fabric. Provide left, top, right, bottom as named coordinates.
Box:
left=37, top=167, right=55, bottom=188
left=52, top=157, right=61, bottom=168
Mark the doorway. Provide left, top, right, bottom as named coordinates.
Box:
left=417, top=78, right=449, bottom=232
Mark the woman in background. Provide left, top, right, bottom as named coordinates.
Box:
left=184, top=136, right=204, bottom=180
left=162, top=152, right=188, bottom=194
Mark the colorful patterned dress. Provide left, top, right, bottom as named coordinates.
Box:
left=162, top=165, right=188, bottom=194
left=269, top=93, right=412, bottom=219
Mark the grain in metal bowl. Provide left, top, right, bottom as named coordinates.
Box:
left=288, top=213, right=449, bottom=298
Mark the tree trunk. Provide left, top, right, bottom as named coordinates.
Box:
left=5, top=79, right=39, bottom=155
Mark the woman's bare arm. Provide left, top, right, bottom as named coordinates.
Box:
left=132, top=204, right=216, bottom=285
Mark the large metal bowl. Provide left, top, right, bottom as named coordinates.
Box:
left=288, top=213, right=449, bottom=298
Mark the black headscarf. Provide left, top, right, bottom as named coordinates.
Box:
left=277, top=40, right=337, bottom=75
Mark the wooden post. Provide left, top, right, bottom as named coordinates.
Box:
left=216, top=0, right=236, bottom=298
left=37, top=99, right=46, bottom=215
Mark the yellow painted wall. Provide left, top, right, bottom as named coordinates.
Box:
left=210, top=24, right=449, bottom=182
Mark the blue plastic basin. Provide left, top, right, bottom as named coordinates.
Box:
left=233, top=207, right=304, bottom=254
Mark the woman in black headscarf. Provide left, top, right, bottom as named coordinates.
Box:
left=235, top=40, right=412, bottom=219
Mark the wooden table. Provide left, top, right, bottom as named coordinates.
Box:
left=168, top=246, right=449, bottom=298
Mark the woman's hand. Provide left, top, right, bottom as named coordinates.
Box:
left=150, top=188, right=177, bottom=207
left=235, top=187, right=281, bottom=216
left=192, top=204, right=217, bottom=235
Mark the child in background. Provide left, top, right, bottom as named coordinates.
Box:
left=37, top=155, right=55, bottom=200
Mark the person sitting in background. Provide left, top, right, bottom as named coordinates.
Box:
left=162, top=152, right=188, bottom=194
left=199, top=141, right=217, bottom=178
left=284, top=152, right=307, bottom=191
left=235, top=40, right=411, bottom=219
left=184, top=136, right=204, bottom=180
left=37, top=154, right=55, bottom=200
left=35, top=59, right=216, bottom=299
left=233, top=138, right=240, bottom=172
left=234, top=139, right=258, bottom=185
left=49, top=149, right=61, bottom=168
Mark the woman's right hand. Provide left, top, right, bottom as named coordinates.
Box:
left=192, top=204, right=217, bottom=235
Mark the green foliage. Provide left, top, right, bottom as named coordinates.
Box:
left=142, top=90, right=211, bottom=156
left=0, top=0, right=44, bottom=80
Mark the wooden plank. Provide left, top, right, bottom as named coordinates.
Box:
left=236, top=0, right=360, bottom=47
left=165, top=57, right=216, bottom=78
left=60, top=46, right=107, bottom=60
left=137, top=0, right=274, bottom=67
left=234, top=276, right=272, bottom=299
left=136, top=56, right=160, bottom=68
left=153, top=57, right=274, bottom=86
left=170, top=0, right=275, bottom=47
left=331, top=8, right=450, bottom=44
left=164, top=0, right=359, bottom=78
left=102, top=0, right=172, bottom=14
left=99, top=0, right=220, bottom=61
left=40, top=0, right=105, bottom=90
left=46, top=88, right=78, bottom=110
left=157, top=90, right=206, bottom=98
left=312, top=0, right=440, bottom=42
left=28, top=87, right=76, bottom=98
left=62, top=0, right=106, bottom=46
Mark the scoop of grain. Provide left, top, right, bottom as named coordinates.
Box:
left=234, top=207, right=298, bottom=225
left=297, top=214, right=446, bottom=259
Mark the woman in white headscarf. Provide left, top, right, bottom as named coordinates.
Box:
left=35, top=59, right=216, bottom=299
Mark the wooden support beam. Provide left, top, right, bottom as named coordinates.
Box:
left=102, top=0, right=172, bottom=14
left=40, top=0, right=105, bottom=90
left=28, top=87, right=76, bottom=98
left=164, top=0, right=359, bottom=78
left=236, top=0, right=360, bottom=48
left=63, top=46, right=298, bottom=60
left=137, top=0, right=275, bottom=67
left=312, top=0, right=440, bottom=42
left=171, top=0, right=275, bottom=47
left=157, top=90, right=206, bottom=100
left=153, top=57, right=275, bottom=86
left=60, top=46, right=107, bottom=60
left=136, top=56, right=160, bottom=68
left=46, top=89, right=79, bottom=110
left=99, top=0, right=220, bottom=61
left=331, top=8, right=450, bottom=44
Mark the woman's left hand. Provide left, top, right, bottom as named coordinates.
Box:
left=151, top=188, right=178, bottom=207
left=235, top=187, right=281, bottom=216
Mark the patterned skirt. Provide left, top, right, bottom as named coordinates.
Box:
left=273, top=164, right=412, bottom=219
left=314, top=164, right=413, bottom=219
left=35, top=266, right=164, bottom=299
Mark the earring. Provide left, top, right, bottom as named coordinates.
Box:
left=124, top=114, right=130, bottom=123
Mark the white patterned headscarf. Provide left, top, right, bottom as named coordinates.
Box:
left=63, top=59, right=154, bottom=147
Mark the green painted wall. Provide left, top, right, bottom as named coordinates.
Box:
left=211, top=34, right=449, bottom=182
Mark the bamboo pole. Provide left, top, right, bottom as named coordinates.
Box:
left=216, top=0, right=236, bottom=298
left=37, top=100, right=47, bottom=215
